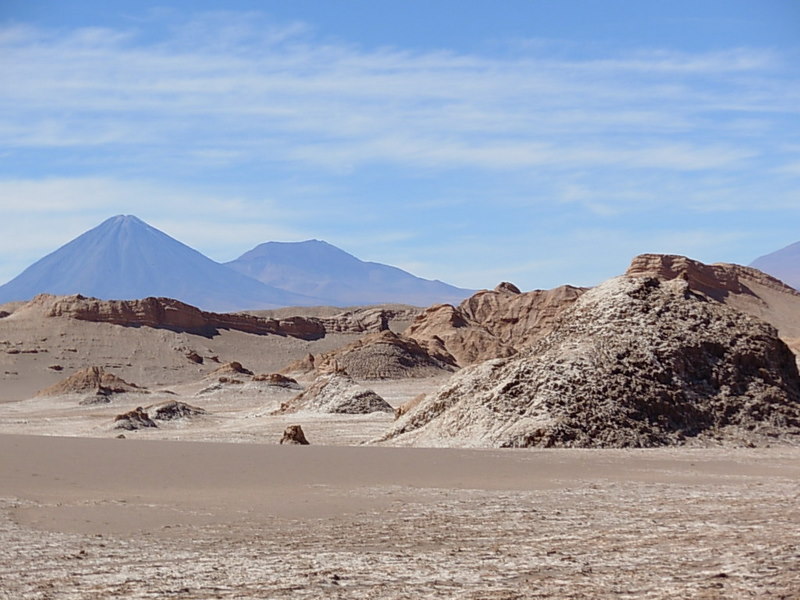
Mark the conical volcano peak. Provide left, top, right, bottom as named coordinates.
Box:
left=0, top=215, right=319, bottom=311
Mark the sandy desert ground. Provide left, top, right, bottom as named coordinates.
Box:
left=1, top=435, right=798, bottom=599
left=2, top=293, right=800, bottom=598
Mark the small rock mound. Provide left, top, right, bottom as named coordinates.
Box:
left=148, top=400, right=207, bottom=421
left=252, top=373, right=301, bottom=389
left=208, top=361, right=253, bottom=379
left=37, top=366, right=145, bottom=399
left=300, top=331, right=456, bottom=380
left=382, top=276, right=800, bottom=448
left=113, top=407, right=157, bottom=430
left=494, top=281, right=521, bottom=294
left=274, top=372, right=393, bottom=415
left=280, top=424, right=310, bottom=445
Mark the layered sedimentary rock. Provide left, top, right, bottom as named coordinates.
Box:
left=405, top=282, right=587, bottom=367
left=381, top=276, right=800, bottom=448
left=625, top=253, right=800, bottom=339
left=12, top=294, right=325, bottom=340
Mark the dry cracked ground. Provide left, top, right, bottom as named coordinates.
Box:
left=1, top=439, right=798, bottom=599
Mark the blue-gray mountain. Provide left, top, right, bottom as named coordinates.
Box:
left=751, top=241, right=800, bottom=291
left=0, top=215, right=474, bottom=311
left=0, top=216, right=322, bottom=312
left=225, top=240, right=474, bottom=307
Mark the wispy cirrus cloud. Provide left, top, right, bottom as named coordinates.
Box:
left=0, top=10, right=799, bottom=291
left=1, top=13, right=795, bottom=174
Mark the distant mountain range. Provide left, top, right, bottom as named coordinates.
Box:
left=0, top=215, right=475, bottom=311
left=750, top=242, right=800, bottom=291
left=226, top=240, right=472, bottom=307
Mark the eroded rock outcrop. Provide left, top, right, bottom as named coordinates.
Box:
left=625, top=254, right=800, bottom=339
left=148, top=400, right=207, bottom=421
left=405, top=284, right=587, bottom=367
left=274, top=372, right=393, bottom=415
left=252, top=373, right=301, bottom=389
left=12, top=294, right=326, bottom=340
left=113, top=407, right=157, bottom=430
left=381, top=276, right=800, bottom=448
left=321, top=306, right=422, bottom=333
left=37, top=366, right=145, bottom=400
left=313, top=331, right=456, bottom=379
left=280, top=424, right=310, bottom=445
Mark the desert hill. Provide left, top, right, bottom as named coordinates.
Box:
left=381, top=275, right=800, bottom=448
left=225, top=239, right=475, bottom=307
left=404, top=282, right=588, bottom=367
left=750, top=240, right=800, bottom=291
left=0, top=215, right=320, bottom=312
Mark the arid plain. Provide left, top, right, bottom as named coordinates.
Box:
left=2, top=254, right=800, bottom=599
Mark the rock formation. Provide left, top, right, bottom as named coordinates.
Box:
left=380, top=276, right=800, bottom=448
left=280, top=424, right=310, bottom=445
left=625, top=253, right=800, bottom=339
left=11, top=294, right=326, bottom=340
left=252, top=373, right=301, bottom=389
left=208, top=361, right=253, bottom=379
left=404, top=283, right=587, bottom=367
left=148, top=400, right=207, bottom=421
left=113, top=407, right=158, bottom=430
left=37, top=366, right=145, bottom=400
left=320, top=306, right=421, bottom=333
left=310, top=330, right=456, bottom=379
left=274, top=372, right=393, bottom=415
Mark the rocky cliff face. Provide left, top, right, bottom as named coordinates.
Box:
left=380, top=276, right=800, bottom=448
left=626, top=254, right=800, bottom=340
left=405, top=283, right=587, bottom=367
left=12, top=294, right=326, bottom=340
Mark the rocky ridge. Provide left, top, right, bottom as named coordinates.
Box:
left=10, top=294, right=326, bottom=340
left=405, top=282, right=587, bottom=367
left=380, top=276, right=800, bottom=448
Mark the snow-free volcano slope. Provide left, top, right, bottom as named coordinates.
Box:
left=0, top=215, right=319, bottom=311
left=226, top=239, right=474, bottom=307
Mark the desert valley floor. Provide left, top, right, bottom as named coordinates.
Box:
left=2, top=255, right=800, bottom=599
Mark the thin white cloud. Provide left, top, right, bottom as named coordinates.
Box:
left=0, top=15, right=793, bottom=173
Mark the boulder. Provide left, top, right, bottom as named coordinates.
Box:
left=280, top=424, right=310, bottom=445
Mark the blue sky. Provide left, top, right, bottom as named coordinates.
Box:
left=1, top=1, right=798, bottom=291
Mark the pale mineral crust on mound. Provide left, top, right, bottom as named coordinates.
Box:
left=36, top=366, right=145, bottom=398
left=404, top=284, right=587, bottom=367
left=380, top=276, right=800, bottom=448
left=274, top=372, right=393, bottom=415
left=311, top=330, right=456, bottom=379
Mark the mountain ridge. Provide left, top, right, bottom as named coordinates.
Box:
left=0, top=215, right=474, bottom=311
left=225, top=239, right=475, bottom=307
